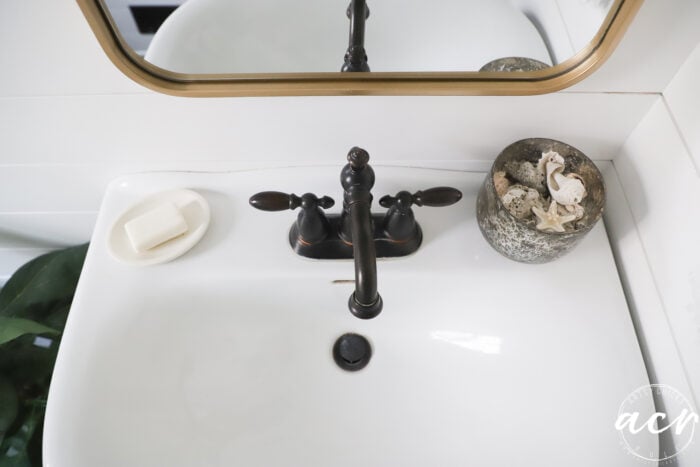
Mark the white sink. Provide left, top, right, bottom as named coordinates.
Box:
left=44, top=167, right=655, bottom=466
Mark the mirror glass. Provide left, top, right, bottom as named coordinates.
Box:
left=102, top=0, right=616, bottom=74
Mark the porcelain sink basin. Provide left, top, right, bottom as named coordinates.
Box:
left=44, top=167, right=654, bottom=466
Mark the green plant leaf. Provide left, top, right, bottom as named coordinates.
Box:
left=0, top=244, right=87, bottom=467
left=0, top=377, right=18, bottom=445
left=0, top=318, right=58, bottom=346
left=0, top=332, right=59, bottom=389
left=40, top=305, right=70, bottom=334
left=0, top=244, right=88, bottom=322
left=0, top=408, right=40, bottom=467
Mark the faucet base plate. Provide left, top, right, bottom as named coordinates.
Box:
left=289, top=214, right=422, bottom=259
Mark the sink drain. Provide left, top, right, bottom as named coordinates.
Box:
left=333, top=333, right=372, bottom=371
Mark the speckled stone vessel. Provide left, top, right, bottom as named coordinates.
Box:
left=476, top=138, right=605, bottom=263
left=479, top=57, right=550, bottom=72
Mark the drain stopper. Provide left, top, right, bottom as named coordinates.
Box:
left=333, top=333, right=372, bottom=371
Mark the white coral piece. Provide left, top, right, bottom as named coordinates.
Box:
left=504, top=160, right=546, bottom=192
left=493, top=171, right=510, bottom=197
left=501, top=184, right=545, bottom=219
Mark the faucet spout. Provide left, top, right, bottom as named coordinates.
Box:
left=348, top=193, right=382, bottom=318
left=341, top=147, right=383, bottom=319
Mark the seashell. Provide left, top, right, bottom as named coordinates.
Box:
left=532, top=200, right=578, bottom=233
left=558, top=202, right=585, bottom=221
left=493, top=171, right=510, bottom=197
left=549, top=172, right=587, bottom=206
left=539, top=150, right=565, bottom=169
left=501, top=184, right=545, bottom=219
left=542, top=150, right=586, bottom=206
left=539, top=150, right=565, bottom=180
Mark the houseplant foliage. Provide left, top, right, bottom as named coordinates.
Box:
left=0, top=244, right=88, bottom=466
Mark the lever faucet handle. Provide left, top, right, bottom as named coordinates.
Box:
left=411, top=187, right=463, bottom=207
left=250, top=192, right=335, bottom=245
left=379, top=187, right=463, bottom=211
left=379, top=187, right=462, bottom=241
left=249, top=192, right=334, bottom=211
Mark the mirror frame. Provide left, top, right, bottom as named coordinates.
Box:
left=76, top=0, right=643, bottom=97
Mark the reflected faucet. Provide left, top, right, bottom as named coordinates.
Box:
left=342, top=0, right=370, bottom=72
left=249, top=147, right=462, bottom=319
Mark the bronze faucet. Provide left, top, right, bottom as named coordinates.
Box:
left=249, top=147, right=462, bottom=319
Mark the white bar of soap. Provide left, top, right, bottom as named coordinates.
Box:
left=124, top=202, right=189, bottom=252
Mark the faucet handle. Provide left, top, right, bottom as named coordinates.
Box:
left=249, top=192, right=334, bottom=211
left=412, top=187, right=463, bottom=207
left=379, top=187, right=462, bottom=241
left=250, top=192, right=335, bottom=245
left=379, top=187, right=462, bottom=210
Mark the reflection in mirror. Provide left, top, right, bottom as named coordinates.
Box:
left=103, top=0, right=615, bottom=74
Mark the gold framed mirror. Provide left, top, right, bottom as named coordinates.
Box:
left=77, top=0, right=643, bottom=97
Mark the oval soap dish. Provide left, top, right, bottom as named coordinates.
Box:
left=108, top=189, right=210, bottom=266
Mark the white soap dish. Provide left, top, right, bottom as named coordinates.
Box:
left=108, top=189, right=210, bottom=266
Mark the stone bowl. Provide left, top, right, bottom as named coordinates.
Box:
left=476, top=138, right=605, bottom=263
left=479, top=57, right=550, bottom=72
